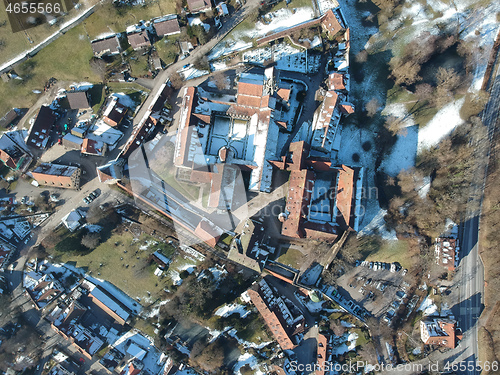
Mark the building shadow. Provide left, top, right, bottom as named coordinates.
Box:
left=450, top=292, right=483, bottom=333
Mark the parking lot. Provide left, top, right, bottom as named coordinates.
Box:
left=336, top=261, right=410, bottom=322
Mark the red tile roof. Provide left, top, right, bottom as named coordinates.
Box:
left=281, top=169, right=315, bottom=238
left=187, top=0, right=212, bottom=12
left=335, top=165, right=355, bottom=230
left=321, top=9, right=344, bottom=36
left=316, top=333, right=328, bottom=375
left=277, top=88, right=291, bottom=101
left=174, top=87, right=196, bottom=167
left=328, top=73, right=346, bottom=91
left=247, top=288, right=296, bottom=350
left=194, top=218, right=222, bottom=247
left=238, top=82, right=263, bottom=97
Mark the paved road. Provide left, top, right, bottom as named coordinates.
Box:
left=132, top=0, right=262, bottom=128
left=450, top=51, right=500, bottom=375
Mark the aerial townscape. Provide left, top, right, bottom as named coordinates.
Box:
left=0, top=0, right=499, bottom=373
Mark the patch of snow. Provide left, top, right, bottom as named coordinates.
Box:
left=347, top=331, right=358, bottom=350
left=304, top=299, right=325, bottom=313
left=111, top=93, right=138, bottom=109
left=417, top=176, right=431, bottom=198
left=341, top=321, right=355, bottom=328
left=188, top=17, right=210, bottom=32
left=239, top=7, right=314, bottom=40
left=417, top=97, right=465, bottom=152
left=215, top=303, right=250, bottom=318
left=233, top=353, right=265, bottom=375
left=379, top=125, right=418, bottom=177
left=227, top=329, right=272, bottom=349
left=357, top=208, right=398, bottom=240
left=418, top=296, right=438, bottom=316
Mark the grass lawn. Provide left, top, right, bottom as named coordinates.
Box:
left=56, top=231, right=171, bottom=302
left=277, top=247, right=305, bottom=269
left=108, top=81, right=151, bottom=99
left=0, top=0, right=99, bottom=65
left=0, top=23, right=99, bottom=115
left=82, top=1, right=176, bottom=40
left=364, top=240, right=411, bottom=269
left=129, top=53, right=150, bottom=77
left=155, top=37, right=180, bottom=67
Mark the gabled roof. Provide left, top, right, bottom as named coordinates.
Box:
left=335, top=165, right=355, bottom=230
left=153, top=15, right=181, bottom=37
left=247, top=288, right=296, bottom=350
left=67, top=91, right=90, bottom=109
left=0, top=109, right=19, bottom=128
left=321, top=9, right=344, bottom=36
left=328, top=73, right=346, bottom=91
left=127, top=30, right=151, bottom=49
left=187, top=0, right=212, bottom=12
left=194, top=218, right=223, bottom=247
left=27, top=106, right=56, bottom=149
left=238, top=81, right=264, bottom=97
left=91, top=35, right=121, bottom=55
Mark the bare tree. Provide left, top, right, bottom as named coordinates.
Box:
left=330, top=319, right=347, bottom=337
left=211, top=71, right=228, bottom=91
left=90, top=57, right=107, bottom=82
left=365, top=97, right=380, bottom=117
left=414, top=83, right=433, bottom=103
left=355, top=50, right=368, bottom=63
left=169, top=72, right=184, bottom=90
left=390, top=60, right=422, bottom=86
left=81, top=232, right=101, bottom=250
left=384, top=115, right=403, bottom=135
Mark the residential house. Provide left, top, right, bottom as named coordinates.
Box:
left=81, top=138, right=106, bottom=157
left=420, top=317, right=462, bottom=349
left=91, top=35, right=121, bottom=56
left=127, top=30, right=151, bottom=50
left=216, top=2, right=229, bottom=16
left=246, top=279, right=305, bottom=350
left=61, top=210, right=83, bottom=232
left=0, top=131, right=33, bottom=172
left=186, top=0, right=212, bottom=13
left=102, top=96, right=128, bottom=127
left=153, top=15, right=181, bottom=37
left=31, top=163, right=81, bottom=189
left=434, top=237, right=459, bottom=271
left=0, top=108, right=20, bottom=129
left=27, top=106, right=56, bottom=149
left=66, top=91, right=91, bottom=110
